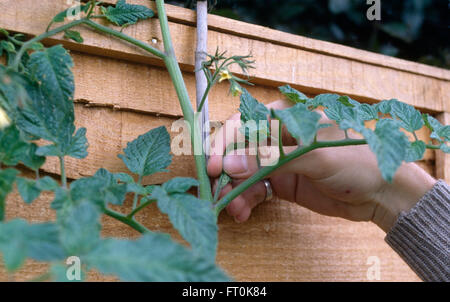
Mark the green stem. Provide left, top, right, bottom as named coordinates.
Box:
left=128, top=198, right=156, bottom=219
left=278, top=120, right=285, bottom=158
left=156, top=0, right=212, bottom=201
left=82, top=19, right=165, bottom=59
left=197, top=80, right=213, bottom=113
left=214, top=139, right=368, bottom=215
left=59, top=156, right=67, bottom=189
left=13, top=18, right=86, bottom=70
left=103, top=208, right=150, bottom=233
left=132, top=175, right=143, bottom=210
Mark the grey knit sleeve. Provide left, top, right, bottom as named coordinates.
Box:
left=385, top=180, right=450, bottom=282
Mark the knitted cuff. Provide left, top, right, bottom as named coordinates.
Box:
left=385, top=180, right=450, bottom=282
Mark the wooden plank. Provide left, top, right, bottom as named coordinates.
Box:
left=39, top=104, right=195, bottom=184
left=436, top=112, right=450, bottom=183
left=3, top=172, right=420, bottom=281
left=71, top=52, right=282, bottom=121
left=36, top=103, right=435, bottom=185
left=0, top=0, right=446, bottom=112
left=90, top=0, right=450, bottom=81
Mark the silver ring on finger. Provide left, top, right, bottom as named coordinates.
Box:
left=263, top=179, right=274, bottom=202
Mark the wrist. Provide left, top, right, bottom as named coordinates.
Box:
left=371, top=162, right=436, bottom=233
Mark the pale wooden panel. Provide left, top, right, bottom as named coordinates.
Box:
left=71, top=52, right=282, bottom=121
left=0, top=0, right=446, bottom=111
left=2, top=180, right=420, bottom=281
left=436, top=113, right=450, bottom=183
left=39, top=104, right=195, bottom=184
left=85, top=0, right=450, bottom=81
left=37, top=103, right=435, bottom=183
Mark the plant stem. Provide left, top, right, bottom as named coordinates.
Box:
left=59, top=156, right=67, bottom=189
left=132, top=175, right=143, bottom=210
left=12, top=18, right=86, bottom=70
left=156, top=0, right=212, bottom=201
left=127, top=198, right=156, bottom=219
left=103, top=208, right=150, bottom=233
left=82, top=19, right=165, bottom=59
left=214, top=139, right=368, bottom=215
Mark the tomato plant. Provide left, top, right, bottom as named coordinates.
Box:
left=0, top=0, right=448, bottom=281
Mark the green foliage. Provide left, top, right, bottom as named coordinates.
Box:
left=118, top=126, right=172, bottom=177
left=103, top=0, right=155, bottom=26
left=362, top=119, right=410, bottom=182
left=273, top=103, right=321, bottom=146
left=162, top=177, right=199, bottom=194
left=64, top=30, right=84, bottom=43
left=152, top=186, right=218, bottom=259
left=0, top=168, right=18, bottom=220
left=0, top=219, right=65, bottom=271
left=279, top=85, right=309, bottom=104
left=84, top=233, right=229, bottom=281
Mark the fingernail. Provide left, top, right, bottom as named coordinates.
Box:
left=233, top=216, right=242, bottom=224
left=223, top=155, right=248, bottom=175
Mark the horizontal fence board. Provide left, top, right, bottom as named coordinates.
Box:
left=83, top=0, right=450, bottom=82
left=40, top=105, right=195, bottom=184
left=3, top=172, right=420, bottom=281
left=37, top=104, right=435, bottom=184
left=0, top=0, right=447, bottom=112
left=1, top=0, right=446, bottom=282
left=71, top=52, right=282, bottom=121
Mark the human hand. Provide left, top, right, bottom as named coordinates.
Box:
left=207, top=100, right=436, bottom=232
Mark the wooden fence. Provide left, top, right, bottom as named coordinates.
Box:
left=0, top=0, right=449, bottom=281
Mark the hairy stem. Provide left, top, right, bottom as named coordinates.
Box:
left=59, top=156, right=67, bottom=189
left=12, top=19, right=86, bottom=70
left=103, top=208, right=150, bottom=234
left=215, top=139, right=368, bottom=215
left=156, top=0, right=213, bottom=201
left=82, top=19, right=165, bottom=59
left=127, top=198, right=156, bottom=219
left=131, top=175, right=143, bottom=210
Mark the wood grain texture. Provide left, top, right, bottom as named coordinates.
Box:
left=83, top=0, right=450, bottom=82
left=2, top=174, right=420, bottom=282
left=436, top=113, right=450, bottom=183
left=0, top=0, right=447, bottom=111
left=2, top=0, right=446, bottom=282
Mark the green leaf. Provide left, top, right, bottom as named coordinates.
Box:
left=0, top=125, right=29, bottom=166
left=390, top=100, right=423, bottom=133
left=28, top=45, right=74, bottom=104
left=58, top=201, right=101, bottom=256
left=162, top=177, right=199, bottom=194
left=323, top=100, right=364, bottom=132
left=18, top=46, right=88, bottom=158
left=84, top=233, right=229, bottom=281
left=0, top=168, right=18, bottom=220
left=273, top=103, right=321, bottom=146
left=104, top=0, right=155, bottom=26
left=0, top=219, right=65, bottom=271
left=52, top=4, right=90, bottom=23
left=357, top=103, right=378, bottom=121
left=238, top=89, right=270, bottom=141
left=64, top=30, right=84, bottom=43
left=423, top=115, right=450, bottom=142
left=16, top=177, right=41, bottom=204
left=337, top=96, right=359, bottom=107
left=279, top=85, right=309, bottom=104
left=239, top=88, right=269, bottom=124
left=91, top=168, right=127, bottom=205
left=152, top=187, right=218, bottom=259
left=36, top=176, right=59, bottom=191
left=118, top=126, right=172, bottom=177
left=362, top=119, right=410, bottom=182
left=375, top=99, right=393, bottom=114
left=405, top=140, right=426, bottom=162
left=21, top=143, right=46, bottom=171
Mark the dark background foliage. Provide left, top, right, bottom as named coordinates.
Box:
left=167, top=0, right=450, bottom=69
